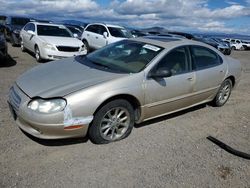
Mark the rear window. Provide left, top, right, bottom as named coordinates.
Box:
left=108, top=27, right=132, bottom=38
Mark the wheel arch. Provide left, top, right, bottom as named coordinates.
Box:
left=93, top=94, right=142, bottom=122
left=225, top=75, right=235, bottom=88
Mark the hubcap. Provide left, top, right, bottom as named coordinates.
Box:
left=218, top=82, right=230, bottom=104
left=100, top=107, right=130, bottom=141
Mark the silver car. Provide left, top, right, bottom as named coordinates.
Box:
left=8, top=36, right=241, bottom=144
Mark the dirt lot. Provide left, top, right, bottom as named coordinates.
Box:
left=0, top=44, right=249, bottom=188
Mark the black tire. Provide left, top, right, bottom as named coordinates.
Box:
left=82, top=40, right=90, bottom=54
left=212, top=79, right=232, bottom=107
left=10, top=34, right=16, bottom=47
left=20, top=38, right=26, bottom=52
left=88, top=99, right=135, bottom=144
left=35, top=45, right=42, bottom=62
left=231, top=46, right=236, bottom=50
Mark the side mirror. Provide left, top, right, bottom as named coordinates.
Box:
left=148, top=67, right=172, bottom=78
left=73, top=33, right=78, bottom=38
left=27, top=30, right=35, bottom=35
left=103, top=32, right=108, bottom=38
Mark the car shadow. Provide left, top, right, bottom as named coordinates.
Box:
left=24, top=50, right=50, bottom=63
left=135, top=103, right=207, bottom=128
left=21, top=129, right=89, bottom=146
left=0, top=55, right=17, bottom=67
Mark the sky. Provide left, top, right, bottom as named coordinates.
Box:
left=0, top=0, right=250, bottom=34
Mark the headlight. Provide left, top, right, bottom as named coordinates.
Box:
left=28, top=98, right=66, bottom=113
left=42, top=42, right=56, bottom=51
left=13, top=29, right=20, bottom=34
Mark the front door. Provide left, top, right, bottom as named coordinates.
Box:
left=144, top=46, right=195, bottom=120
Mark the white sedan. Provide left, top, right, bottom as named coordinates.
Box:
left=20, top=22, right=86, bottom=62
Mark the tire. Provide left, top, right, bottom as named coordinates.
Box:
left=10, top=34, right=16, bottom=47
left=20, top=39, right=26, bottom=52
left=35, top=45, right=42, bottom=62
left=88, top=99, right=135, bottom=144
left=212, top=79, right=232, bottom=107
left=82, top=40, right=90, bottom=54
left=231, top=46, right=236, bottom=50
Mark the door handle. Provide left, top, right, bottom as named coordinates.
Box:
left=187, top=77, right=194, bottom=81
left=96, top=36, right=98, bottom=39
left=87, top=34, right=89, bottom=36
left=220, top=70, right=224, bottom=73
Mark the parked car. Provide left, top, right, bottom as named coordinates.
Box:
left=64, top=24, right=83, bottom=39
left=223, top=38, right=250, bottom=50
left=194, top=37, right=231, bottom=55
left=0, top=24, right=8, bottom=60
left=167, top=31, right=195, bottom=39
left=8, top=37, right=241, bottom=144
left=130, top=29, right=147, bottom=37
left=4, top=16, right=31, bottom=46
left=0, top=15, right=6, bottom=25
left=20, top=22, right=86, bottom=62
left=81, top=23, right=132, bottom=53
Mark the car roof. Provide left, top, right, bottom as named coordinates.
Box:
left=87, top=23, right=124, bottom=28
left=129, top=36, right=216, bottom=49
left=29, top=22, right=66, bottom=27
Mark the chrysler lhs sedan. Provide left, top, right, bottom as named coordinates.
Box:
left=8, top=36, right=241, bottom=144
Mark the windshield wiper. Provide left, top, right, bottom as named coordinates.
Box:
left=91, top=61, right=111, bottom=70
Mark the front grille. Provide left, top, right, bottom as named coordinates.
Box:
left=56, top=46, right=79, bottom=52
left=9, top=87, right=21, bottom=112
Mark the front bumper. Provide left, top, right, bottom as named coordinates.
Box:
left=8, top=84, right=90, bottom=139
left=40, top=48, right=87, bottom=61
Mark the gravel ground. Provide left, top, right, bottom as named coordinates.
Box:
left=0, top=44, right=249, bottom=188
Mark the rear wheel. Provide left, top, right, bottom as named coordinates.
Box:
left=212, top=79, right=232, bottom=107
left=35, top=46, right=42, bottom=62
left=20, top=39, right=26, bottom=52
left=82, top=40, right=90, bottom=54
left=231, top=46, right=236, bottom=50
left=88, top=99, right=135, bottom=144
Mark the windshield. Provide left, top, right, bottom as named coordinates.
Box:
left=11, top=17, right=30, bottom=26
left=86, top=40, right=163, bottom=73
left=67, top=26, right=82, bottom=34
left=37, top=25, right=72, bottom=37
left=108, top=27, right=133, bottom=38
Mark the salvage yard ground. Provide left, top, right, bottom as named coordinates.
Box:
left=0, top=44, right=249, bottom=187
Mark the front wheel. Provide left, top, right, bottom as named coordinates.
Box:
left=88, top=99, right=135, bottom=144
left=212, top=79, right=232, bottom=107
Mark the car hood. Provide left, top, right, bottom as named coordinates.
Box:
left=16, top=57, right=125, bottom=98
left=39, top=36, right=82, bottom=47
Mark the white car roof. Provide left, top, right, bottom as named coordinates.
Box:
left=29, top=22, right=66, bottom=28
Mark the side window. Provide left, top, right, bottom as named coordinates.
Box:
left=30, top=23, right=35, bottom=32
left=191, top=46, right=222, bottom=70
left=85, top=25, right=98, bottom=34
left=97, top=25, right=107, bottom=35
left=156, top=46, right=189, bottom=75
left=24, top=23, right=30, bottom=31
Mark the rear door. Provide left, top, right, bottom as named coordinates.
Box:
left=190, top=45, right=226, bottom=103
left=84, top=25, right=99, bottom=49
left=21, top=23, right=30, bottom=48
left=94, top=25, right=108, bottom=49
left=26, top=23, right=36, bottom=51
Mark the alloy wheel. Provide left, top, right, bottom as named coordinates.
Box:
left=99, top=107, right=130, bottom=141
